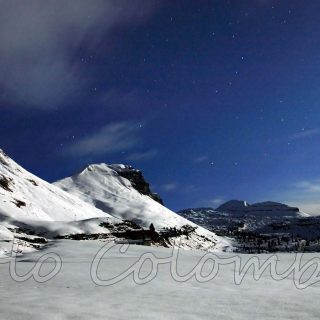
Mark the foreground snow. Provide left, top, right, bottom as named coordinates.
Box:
left=0, top=240, right=318, bottom=319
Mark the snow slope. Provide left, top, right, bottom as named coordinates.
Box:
left=0, top=149, right=112, bottom=222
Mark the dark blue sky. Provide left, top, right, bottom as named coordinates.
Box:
left=1, top=1, right=320, bottom=213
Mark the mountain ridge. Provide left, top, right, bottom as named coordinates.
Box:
left=216, top=199, right=305, bottom=218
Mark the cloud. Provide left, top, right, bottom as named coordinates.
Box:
left=292, top=180, right=320, bottom=193
left=181, top=185, right=199, bottom=193
left=279, top=179, right=320, bottom=215
left=193, top=155, right=209, bottom=164
left=210, top=197, right=225, bottom=206
left=161, top=183, right=178, bottom=192
left=291, top=128, right=320, bottom=140
left=65, top=121, right=141, bottom=157
left=126, top=149, right=158, bottom=161
left=0, top=0, right=158, bottom=109
left=291, top=202, right=320, bottom=216
left=197, top=197, right=225, bottom=208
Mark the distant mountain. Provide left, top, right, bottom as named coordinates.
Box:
left=216, top=200, right=306, bottom=218
left=216, top=200, right=249, bottom=212
left=178, top=200, right=317, bottom=253
left=179, top=200, right=307, bottom=228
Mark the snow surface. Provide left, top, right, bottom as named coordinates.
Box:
left=0, top=240, right=318, bottom=320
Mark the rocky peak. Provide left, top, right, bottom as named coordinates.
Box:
left=111, top=164, right=164, bottom=205
left=217, top=200, right=249, bottom=212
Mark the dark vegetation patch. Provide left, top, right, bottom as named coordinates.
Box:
left=55, top=233, right=112, bottom=241
left=0, top=150, right=9, bottom=165
left=159, top=225, right=197, bottom=239
left=57, top=222, right=198, bottom=248
left=12, top=199, right=26, bottom=208
left=100, top=220, right=142, bottom=231
left=16, top=236, right=47, bottom=244
left=27, top=179, right=38, bottom=186
left=0, top=157, right=8, bottom=166
left=8, top=226, right=35, bottom=235
left=0, top=174, right=13, bottom=191
left=112, top=229, right=167, bottom=246
left=6, top=226, right=48, bottom=250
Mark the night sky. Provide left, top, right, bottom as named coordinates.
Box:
left=1, top=1, right=320, bottom=214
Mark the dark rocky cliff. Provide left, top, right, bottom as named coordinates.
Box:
left=115, top=166, right=164, bottom=205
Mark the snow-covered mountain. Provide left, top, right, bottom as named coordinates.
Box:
left=54, top=163, right=230, bottom=251
left=0, top=149, right=229, bottom=254
left=54, top=163, right=207, bottom=230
